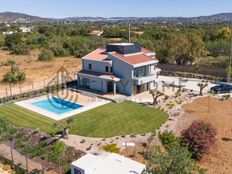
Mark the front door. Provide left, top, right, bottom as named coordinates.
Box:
left=107, top=81, right=114, bottom=93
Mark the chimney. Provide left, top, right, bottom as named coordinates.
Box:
left=128, top=23, right=131, bottom=43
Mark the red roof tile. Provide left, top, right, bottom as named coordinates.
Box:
left=110, top=52, right=155, bottom=65
left=83, top=48, right=109, bottom=61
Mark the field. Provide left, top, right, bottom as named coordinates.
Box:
left=0, top=101, right=168, bottom=138
left=181, top=97, right=232, bottom=174
left=0, top=50, right=82, bottom=97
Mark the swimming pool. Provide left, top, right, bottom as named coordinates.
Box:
left=32, top=97, right=83, bottom=115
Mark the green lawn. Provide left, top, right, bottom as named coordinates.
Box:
left=0, top=101, right=168, bottom=138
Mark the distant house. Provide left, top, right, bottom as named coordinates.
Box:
left=2, top=31, right=15, bottom=35
left=19, top=26, right=33, bottom=33
left=88, top=30, right=104, bottom=37
left=71, top=153, right=146, bottom=174
left=77, top=43, right=160, bottom=96
left=132, top=31, right=144, bottom=35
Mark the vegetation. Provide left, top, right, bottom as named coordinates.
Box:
left=0, top=115, right=83, bottom=173
left=181, top=121, right=216, bottom=160
left=158, top=131, right=180, bottom=150
left=52, top=118, right=73, bottom=139
left=2, top=65, right=25, bottom=83
left=103, top=144, right=120, bottom=153
left=0, top=23, right=231, bottom=70
left=0, top=101, right=168, bottom=138
left=144, top=145, right=202, bottom=174
left=150, top=90, right=164, bottom=105
left=38, top=49, right=54, bottom=61
left=197, top=81, right=208, bottom=95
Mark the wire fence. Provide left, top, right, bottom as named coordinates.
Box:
left=0, top=143, right=43, bottom=173
left=0, top=73, right=77, bottom=101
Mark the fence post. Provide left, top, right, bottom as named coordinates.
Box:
left=10, top=146, right=14, bottom=169
left=5, top=88, right=8, bottom=97
left=9, top=84, right=12, bottom=97
left=26, top=155, right=29, bottom=173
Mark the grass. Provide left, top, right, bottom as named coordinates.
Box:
left=0, top=101, right=168, bottom=138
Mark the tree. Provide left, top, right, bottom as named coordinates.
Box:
left=226, top=66, right=232, bottom=82
left=2, top=65, right=26, bottom=83
left=150, top=90, right=164, bottom=105
left=5, top=33, right=24, bottom=49
left=52, top=118, right=73, bottom=139
left=38, top=49, right=54, bottom=61
left=181, top=121, right=216, bottom=160
left=144, top=145, right=201, bottom=174
left=197, top=81, right=208, bottom=95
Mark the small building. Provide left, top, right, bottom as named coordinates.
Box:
left=2, top=31, right=15, bottom=35
left=77, top=43, right=160, bottom=96
left=19, top=26, right=32, bottom=33
left=71, top=153, right=146, bottom=174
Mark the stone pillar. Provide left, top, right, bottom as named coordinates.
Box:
left=113, top=82, right=116, bottom=95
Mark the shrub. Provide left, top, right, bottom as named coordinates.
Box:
left=38, top=49, right=54, bottom=61
left=3, top=71, right=25, bottom=83
left=11, top=44, right=30, bottom=55
left=158, top=131, right=180, bottom=150
left=103, top=144, right=120, bottom=153
left=181, top=121, right=216, bottom=160
left=50, top=45, right=69, bottom=57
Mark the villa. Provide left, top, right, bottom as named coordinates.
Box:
left=77, top=43, right=160, bottom=96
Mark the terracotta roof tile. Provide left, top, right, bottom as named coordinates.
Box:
left=83, top=48, right=109, bottom=61
left=110, top=52, right=155, bottom=65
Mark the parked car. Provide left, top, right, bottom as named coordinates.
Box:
left=210, top=83, right=232, bottom=94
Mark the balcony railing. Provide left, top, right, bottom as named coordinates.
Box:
left=133, top=74, right=157, bottom=85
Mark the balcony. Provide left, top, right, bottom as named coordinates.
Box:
left=133, top=74, right=157, bottom=85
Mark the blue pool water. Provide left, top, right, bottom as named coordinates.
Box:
left=32, top=97, right=83, bottom=115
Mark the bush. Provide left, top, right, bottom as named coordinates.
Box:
left=38, top=49, right=54, bottom=61
left=11, top=45, right=30, bottom=55
left=103, top=144, right=120, bottom=153
left=3, top=71, right=26, bottom=83
left=158, top=131, right=180, bottom=150
left=181, top=121, right=216, bottom=160
left=50, top=45, right=69, bottom=57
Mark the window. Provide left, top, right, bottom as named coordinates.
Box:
left=105, top=66, right=109, bottom=72
left=88, top=64, right=92, bottom=70
left=74, top=168, right=82, bottom=174
left=105, top=66, right=113, bottom=72
left=133, top=66, right=150, bottom=78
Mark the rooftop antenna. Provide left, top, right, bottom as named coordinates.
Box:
left=128, top=23, right=131, bottom=43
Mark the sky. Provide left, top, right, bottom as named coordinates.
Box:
left=0, top=0, right=232, bottom=18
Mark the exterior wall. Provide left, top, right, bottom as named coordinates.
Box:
left=78, top=74, right=108, bottom=93
left=83, top=59, right=112, bottom=74
left=109, top=55, right=134, bottom=96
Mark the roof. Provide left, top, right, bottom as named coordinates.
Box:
left=71, top=153, right=145, bottom=174
left=83, top=48, right=109, bottom=61
left=110, top=52, right=155, bottom=65
left=82, top=46, right=156, bottom=65
left=78, top=70, right=120, bottom=81
left=89, top=30, right=103, bottom=36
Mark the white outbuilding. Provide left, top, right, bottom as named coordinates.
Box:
left=71, top=153, right=146, bottom=174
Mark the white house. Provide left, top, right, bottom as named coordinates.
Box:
left=19, top=26, right=32, bottom=33
left=77, top=43, right=160, bottom=96
left=71, top=153, right=146, bottom=174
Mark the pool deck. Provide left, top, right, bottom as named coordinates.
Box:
left=15, top=93, right=110, bottom=121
